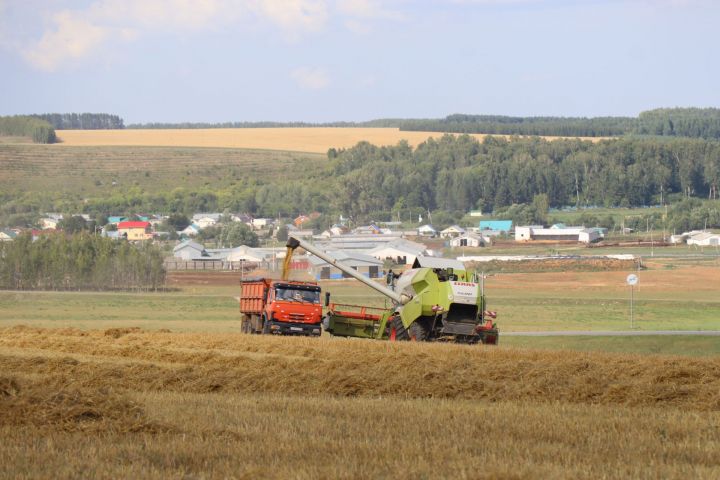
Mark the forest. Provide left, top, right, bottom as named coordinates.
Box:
left=31, top=113, right=124, bottom=130
left=0, top=116, right=56, bottom=143
left=0, top=233, right=165, bottom=290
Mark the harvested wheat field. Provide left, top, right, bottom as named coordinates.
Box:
left=1, top=326, right=719, bottom=479
left=55, top=128, right=605, bottom=153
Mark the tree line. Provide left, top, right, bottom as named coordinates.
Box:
left=0, top=116, right=56, bottom=143
left=31, top=113, right=124, bottom=130
left=126, top=108, right=720, bottom=140
left=0, top=233, right=166, bottom=291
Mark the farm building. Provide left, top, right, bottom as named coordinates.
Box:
left=315, top=233, right=405, bottom=251
left=449, top=232, right=489, bottom=248
left=173, top=240, right=207, bottom=260
left=440, top=225, right=466, bottom=239
left=687, top=231, right=720, bottom=246
left=181, top=224, right=201, bottom=237
left=515, top=225, right=601, bottom=244
left=479, top=220, right=512, bottom=235
left=366, top=239, right=427, bottom=265
left=117, top=221, right=153, bottom=241
left=308, top=250, right=383, bottom=280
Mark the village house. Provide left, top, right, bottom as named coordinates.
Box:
left=192, top=213, right=222, bottom=229
left=0, top=229, right=17, bottom=241
left=440, top=225, right=466, bottom=239
left=39, top=214, right=63, bottom=230
left=117, top=221, right=153, bottom=241
left=418, top=224, right=437, bottom=237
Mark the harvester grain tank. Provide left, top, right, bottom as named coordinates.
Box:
left=285, top=237, right=498, bottom=344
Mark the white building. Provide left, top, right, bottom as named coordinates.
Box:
left=366, top=239, right=427, bottom=265
left=192, top=213, right=222, bottom=229
left=515, top=225, right=601, bottom=244
left=418, top=224, right=437, bottom=237
left=449, top=232, right=489, bottom=248
left=440, top=225, right=466, bottom=239
left=687, top=231, right=720, bottom=246
left=173, top=240, right=207, bottom=260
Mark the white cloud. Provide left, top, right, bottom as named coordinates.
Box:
left=22, top=12, right=113, bottom=71
left=19, top=0, right=332, bottom=71
left=291, top=66, right=330, bottom=89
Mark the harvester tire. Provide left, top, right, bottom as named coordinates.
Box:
left=409, top=317, right=432, bottom=341
left=389, top=315, right=409, bottom=341
left=241, top=317, right=251, bottom=334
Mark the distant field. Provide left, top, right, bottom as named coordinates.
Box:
left=0, top=144, right=323, bottom=195
left=54, top=128, right=607, bottom=153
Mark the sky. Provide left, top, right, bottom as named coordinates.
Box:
left=0, top=0, right=718, bottom=124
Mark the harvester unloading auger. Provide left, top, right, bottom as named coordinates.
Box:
left=286, top=237, right=498, bottom=344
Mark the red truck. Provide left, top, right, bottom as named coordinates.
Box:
left=239, top=278, right=323, bottom=336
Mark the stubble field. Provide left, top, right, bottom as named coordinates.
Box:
left=1, top=326, right=719, bottom=479
left=54, top=128, right=607, bottom=153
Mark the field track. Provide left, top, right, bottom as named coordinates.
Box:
left=55, top=128, right=607, bottom=153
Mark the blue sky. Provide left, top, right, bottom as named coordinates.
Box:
left=1, top=0, right=718, bottom=124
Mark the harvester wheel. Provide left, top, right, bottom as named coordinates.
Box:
left=409, top=317, right=432, bottom=341
left=389, top=315, right=409, bottom=341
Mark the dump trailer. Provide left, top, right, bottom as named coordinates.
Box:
left=286, top=237, right=498, bottom=344
left=240, top=278, right=323, bottom=336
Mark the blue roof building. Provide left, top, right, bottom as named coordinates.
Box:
left=479, top=220, right=513, bottom=232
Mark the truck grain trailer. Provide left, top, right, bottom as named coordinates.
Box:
left=240, top=278, right=323, bottom=336
left=286, top=237, right=498, bottom=344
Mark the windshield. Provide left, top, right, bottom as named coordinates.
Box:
left=275, top=287, right=321, bottom=304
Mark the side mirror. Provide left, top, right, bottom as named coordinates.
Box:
left=324, top=292, right=331, bottom=307
left=386, top=270, right=393, bottom=285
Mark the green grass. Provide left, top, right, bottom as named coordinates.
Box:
left=502, top=335, right=720, bottom=357
left=0, top=291, right=239, bottom=332
left=0, top=144, right=324, bottom=196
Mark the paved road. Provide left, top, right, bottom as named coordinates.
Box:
left=503, top=330, right=720, bottom=336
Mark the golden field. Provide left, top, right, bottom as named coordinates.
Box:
left=55, top=128, right=606, bottom=153
left=1, top=325, right=719, bottom=479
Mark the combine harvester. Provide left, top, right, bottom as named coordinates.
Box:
left=286, top=237, right=498, bottom=344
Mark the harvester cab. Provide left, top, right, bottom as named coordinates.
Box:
left=286, top=237, right=498, bottom=345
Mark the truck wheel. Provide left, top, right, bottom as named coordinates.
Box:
left=262, top=315, right=271, bottom=334
left=409, top=317, right=432, bottom=341
left=389, top=315, right=409, bottom=341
